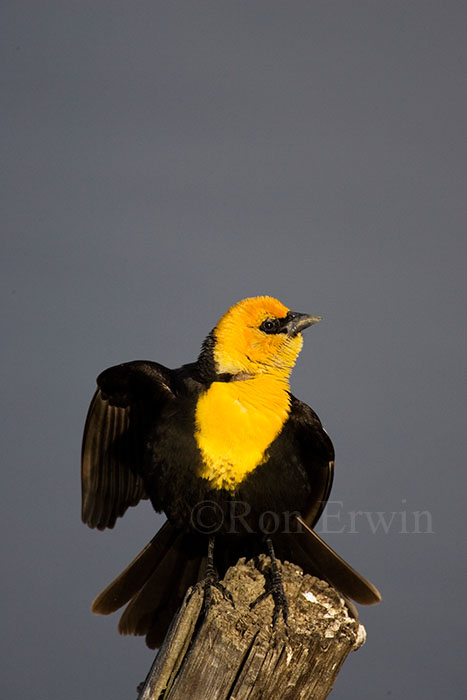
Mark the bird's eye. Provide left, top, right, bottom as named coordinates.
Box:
left=259, top=318, right=278, bottom=334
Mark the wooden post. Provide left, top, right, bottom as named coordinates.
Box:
left=138, top=556, right=366, bottom=700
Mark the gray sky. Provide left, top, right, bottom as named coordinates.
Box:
left=2, top=2, right=466, bottom=698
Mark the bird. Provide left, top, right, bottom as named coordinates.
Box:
left=81, top=295, right=381, bottom=648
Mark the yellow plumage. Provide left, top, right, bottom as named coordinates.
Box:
left=82, top=293, right=381, bottom=651
left=195, top=374, right=291, bottom=489
left=195, top=296, right=303, bottom=490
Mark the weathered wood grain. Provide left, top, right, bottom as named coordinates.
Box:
left=138, top=556, right=366, bottom=700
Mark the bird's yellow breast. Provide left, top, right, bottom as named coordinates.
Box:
left=194, top=375, right=291, bottom=490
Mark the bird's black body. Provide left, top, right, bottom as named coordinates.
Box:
left=82, top=297, right=380, bottom=648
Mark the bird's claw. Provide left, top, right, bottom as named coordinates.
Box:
left=189, top=575, right=234, bottom=614
left=250, top=579, right=289, bottom=626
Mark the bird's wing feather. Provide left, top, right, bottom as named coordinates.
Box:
left=280, top=398, right=381, bottom=605
left=81, top=361, right=175, bottom=530
left=288, top=396, right=335, bottom=527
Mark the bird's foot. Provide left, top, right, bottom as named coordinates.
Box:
left=190, top=571, right=234, bottom=614
left=249, top=565, right=289, bottom=626
left=187, top=535, right=234, bottom=614
left=250, top=538, right=289, bottom=627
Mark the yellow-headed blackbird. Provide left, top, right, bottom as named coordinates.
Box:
left=82, top=296, right=381, bottom=648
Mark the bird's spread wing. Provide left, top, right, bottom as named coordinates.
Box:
left=287, top=396, right=335, bottom=528
left=81, top=361, right=175, bottom=530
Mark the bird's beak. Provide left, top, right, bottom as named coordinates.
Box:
left=285, top=313, right=322, bottom=337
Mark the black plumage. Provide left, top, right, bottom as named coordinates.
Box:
left=82, top=297, right=380, bottom=648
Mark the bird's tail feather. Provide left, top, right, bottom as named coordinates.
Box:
left=91, top=521, right=206, bottom=648
left=275, top=515, right=381, bottom=605
left=90, top=516, right=381, bottom=648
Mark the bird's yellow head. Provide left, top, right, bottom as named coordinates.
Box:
left=212, top=296, right=321, bottom=379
